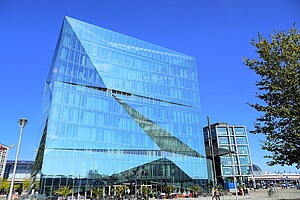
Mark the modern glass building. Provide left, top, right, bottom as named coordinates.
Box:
left=203, top=122, right=254, bottom=187
left=0, top=144, right=11, bottom=179
left=4, top=160, right=34, bottom=182
left=32, top=16, right=207, bottom=196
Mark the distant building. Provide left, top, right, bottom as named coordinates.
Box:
left=4, top=160, right=34, bottom=183
left=250, top=164, right=300, bottom=188
left=203, top=122, right=254, bottom=187
left=0, top=143, right=11, bottom=179
left=252, top=164, right=263, bottom=176
left=253, top=172, right=300, bottom=188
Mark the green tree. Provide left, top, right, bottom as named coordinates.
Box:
left=92, top=187, right=104, bottom=199
left=53, top=186, right=73, bottom=199
left=243, top=24, right=300, bottom=168
left=113, top=186, right=128, bottom=198
left=0, top=179, right=10, bottom=194
left=141, top=186, right=152, bottom=197
left=163, top=185, right=175, bottom=194
left=14, top=184, right=20, bottom=191
left=22, top=178, right=31, bottom=191
left=35, top=182, right=40, bottom=192
left=189, top=185, right=202, bottom=197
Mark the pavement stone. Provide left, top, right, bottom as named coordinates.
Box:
left=166, top=188, right=300, bottom=200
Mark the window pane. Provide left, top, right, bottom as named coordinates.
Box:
left=222, top=166, right=233, bottom=175
left=237, top=146, right=249, bottom=154
left=217, top=127, right=228, bottom=135
left=239, top=155, right=250, bottom=164
left=240, top=166, right=251, bottom=175
left=236, top=137, right=247, bottom=144
left=218, top=137, right=229, bottom=144
left=235, top=127, right=245, bottom=135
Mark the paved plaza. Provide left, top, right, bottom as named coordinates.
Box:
left=1, top=188, right=299, bottom=200
left=191, top=188, right=300, bottom=200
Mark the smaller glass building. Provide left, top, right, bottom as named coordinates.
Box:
left=203, top=122, right=254, bottom=187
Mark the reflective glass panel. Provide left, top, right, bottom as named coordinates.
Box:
left=234, top=127, right=246, bottom=135
left=218, top=137, right=229, bottom=145
left=236, top=137, right=247, bottom=144
left=217, top=127, right=228, bottom=135
left=34, top=17, right=208, bottom=196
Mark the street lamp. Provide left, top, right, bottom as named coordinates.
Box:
left=229, top=153, right=238, bottom=200
left=207, top=116, right=217, bottom=187
left=8, top=118, right=28, bottom=200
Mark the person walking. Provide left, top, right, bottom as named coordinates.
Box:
left=215, top=188, right=220, bottom=200
left=211, top=188, right=215, bottom=200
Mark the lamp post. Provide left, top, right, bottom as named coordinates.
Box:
left=229, top=153, right=238, bottom=200
left=8, top=118, right=28, bottom=200
left=207, top=116, right=217, bottom=188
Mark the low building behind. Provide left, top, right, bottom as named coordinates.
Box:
left=4, top=160, right=34, bottom=183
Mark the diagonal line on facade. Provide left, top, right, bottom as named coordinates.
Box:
left=113, top=94, right=204, bottom=158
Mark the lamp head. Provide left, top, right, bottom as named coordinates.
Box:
left=18, top=118, right=28, bottom=128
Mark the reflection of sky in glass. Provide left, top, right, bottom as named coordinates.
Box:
left=38, top=16, right=207, bottom=183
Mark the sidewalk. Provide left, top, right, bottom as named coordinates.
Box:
left=182, top=188, right=300, bottom=200
left=1, top=189, right=299, bottom=200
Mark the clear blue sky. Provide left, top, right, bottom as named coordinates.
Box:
left=0, top=0, right=299, bottom=173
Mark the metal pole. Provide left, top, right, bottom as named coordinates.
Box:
left=250, top=164, right=256, bottom=189
left=8, top=118, right=28, bottom=200
left=207, top=116, right=217, bottom=188
left=230, top=153, right=238, bottom=200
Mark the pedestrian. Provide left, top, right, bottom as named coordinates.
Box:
left=211, top=188, right=215, bottom=200
left=215, top=188, right=220, bottom=200
left=243, top=185, right=248, bottom=195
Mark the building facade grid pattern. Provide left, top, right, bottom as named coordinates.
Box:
left=204, top=123, right=254, bottom=186
left=32, top=17, right=207, bottom=196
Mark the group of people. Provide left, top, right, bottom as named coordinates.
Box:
left=267, top=186, right=276, bottom=196
left=211, top=188, right=221, bottom=200
left=240, top=185, right=249, bottom=195
left=211, top=185, right=249, bottom=199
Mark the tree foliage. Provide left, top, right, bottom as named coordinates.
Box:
left=243, top=25, right=300, bottom=168
left=189, top=185, right=202, bottom=193
left=113, top=186, right=128, bottom=197
left=141, top=186, right=152, bottom=197
left=0, top=179, right=10, bottom=193
left=22, top=178, right=31, bottom=191
left=92, top=187, right=104, bottom=198
left=163, top=185, right=175, bottom=194
left=53, top=186, right=73, bottom=199
left=189, top=185, right=202, bottom=197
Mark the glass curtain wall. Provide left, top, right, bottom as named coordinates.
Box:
left=217, top=126, right=252, bottom=185
left=203, top=123, right=253, bottom=187
left=32, top=17, right=207, bottom=196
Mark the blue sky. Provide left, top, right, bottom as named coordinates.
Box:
left=0, top=0, right=299, bottom=173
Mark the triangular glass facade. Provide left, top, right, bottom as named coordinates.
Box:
left=32, top=16, right=207, bottom=197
